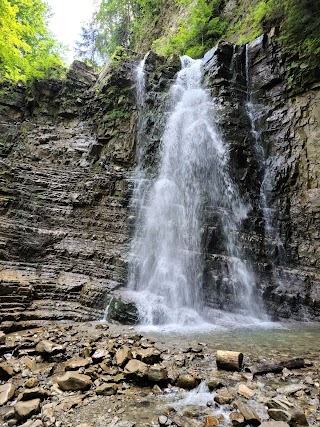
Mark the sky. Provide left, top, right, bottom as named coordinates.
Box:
left=46, top=0, right=99, bottom=64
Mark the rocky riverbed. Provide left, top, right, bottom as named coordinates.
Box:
left=0, top=322, right=319, bottom=427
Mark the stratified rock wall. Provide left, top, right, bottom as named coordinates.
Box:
left=0, top=54, right=179, bottom=330
left=0, top=36, right=320, bottom=327
left=0, top=60, right=135, bottom=329
left=202, top=33, right=320, bottom=319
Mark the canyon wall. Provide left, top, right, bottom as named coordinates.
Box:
left=0, top=34, right=319, bottom=329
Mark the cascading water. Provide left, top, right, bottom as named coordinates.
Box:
left=245, top=41, right=286, bottom=265
left=127, top=54, right=266, bottom=329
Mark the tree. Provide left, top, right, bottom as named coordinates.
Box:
left=0, top=0, right=65, bottom=81
left=75, top=20, right=101, bottom=66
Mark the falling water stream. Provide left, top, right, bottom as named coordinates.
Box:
left=126, top=54, right=267, bottom=330
left=245, top=41, right=286, bottom=267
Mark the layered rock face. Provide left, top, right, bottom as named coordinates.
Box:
left=201, top=34, right=320, bottom=319
left=0, top=60, right=136, bottom=329
left=0, top=34, right=319, bottom=327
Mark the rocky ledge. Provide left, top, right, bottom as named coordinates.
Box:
left=0, top=323, right=319, bottom=427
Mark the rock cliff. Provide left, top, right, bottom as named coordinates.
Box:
left=0, top=34, right=319, bottom=328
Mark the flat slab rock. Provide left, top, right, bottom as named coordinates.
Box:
left=260, top=422, right=290, bottom=427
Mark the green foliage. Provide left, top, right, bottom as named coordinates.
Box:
left=75, top=21, right=100, bottom=67
left=229, top=0, right=320, bottom=87
left=0, top=0, right=66, bottom=82
left=153, top=0, right=226, bottom=57
left=94, top=0, right=163, bottom=58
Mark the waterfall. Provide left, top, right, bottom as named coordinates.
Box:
left=127, top=54, right=266, bottom=328
left=245, top=41, right=286, bottom=266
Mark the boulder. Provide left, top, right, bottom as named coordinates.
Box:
left=0, top=363, right=14, bottom=380
left=18, top=387, right=49, bottom=401
left=35, top=340, right=65, bottom=355
left=237, top=383, right=255, bottom=398
left=15, top=398, right=41, bottom=420
left=136, top=348, right=161, bottom=364
left=116, top=346, right=132, bottom=366
left=65, top=357, right=91, bottom=371
left=205, top=416, right=219, bottom=426
left=124, top=359, right=149, bottom=381
left=148, top=365, right=168, bottom=383
left=234, top=399, right=261, bottom=426
left=214, top=389, right=236, bottom=405
left=95, top=383, right=118, bottom=395
left=276, top=383, right=307, bottom=395
left=92, top=349, right=109, bottom=363
left=176, top=374, right=199, bottom=390
left=0, top=382, right=15, bottom=405
left=229, top=411, right=245, bottom=426
left=267, top=397, right=308, bottom=426
left=107, top=297, right=139, bottom=324
left=57, top=372, right=92, bottom=391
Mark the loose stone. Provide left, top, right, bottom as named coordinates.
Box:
left=0, top=383, right=15, bottom=405
left=15, top=398, right=41, bottom=420
left=57, top=372, right=92, bottom=391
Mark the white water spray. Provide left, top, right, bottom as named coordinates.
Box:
left=127, top=54, right=266, bottom=329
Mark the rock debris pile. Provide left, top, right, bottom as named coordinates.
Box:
left=0, top=323, right=319, bottom=427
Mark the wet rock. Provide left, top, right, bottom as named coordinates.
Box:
left=206, top=379, right=225, bottom=391
left=107, top=297, right=139, bottom=325
left=147, top=364, right=168, bottom=383
left=234, top=399, right=261, bottom=426
left=116, top=346, right=132, bottom=366
left=214, top=389, right=236, bottom=405
left=57, top=372, right=92, bottom=391
left=229, top=411, right=245, bottom=426
left=35, top=340, right=65, bottom=355
left=205, top=416, right=219, bottom=426
left=15, top=398, right=41, bottom=420
left=0, top=382, right=15, bottom=405
left=95, top=382, right=118, bottom=395
left=176, top=374, right=199, bottom=390
left=0, top=363, right=14, bottom=380
left=65, top=357, right=91, bottom=371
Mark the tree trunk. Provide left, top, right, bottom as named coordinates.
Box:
left=247, top=358, right=305, bottom=376
left=216, top=350, right=244, bottom=371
